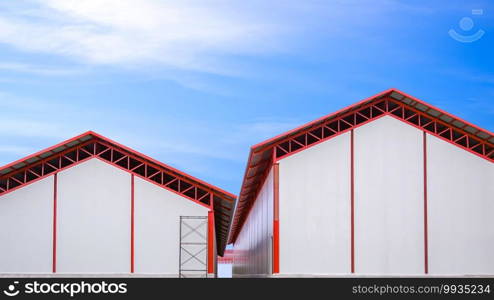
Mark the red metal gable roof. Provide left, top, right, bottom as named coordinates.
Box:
left=228, top=88, right=494, bottom=244
left=0, top=131, right=236, bottom=255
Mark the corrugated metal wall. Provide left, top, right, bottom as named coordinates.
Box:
left=232, top=169, right=273, bottom=276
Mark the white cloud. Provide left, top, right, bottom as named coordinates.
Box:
left=0, top=0, right=432, bottom=75
left=0, top=118, right=72, bottom=139
left=0, top=90, right=301, bottom=168
left=0, top=0, right=286, bottom=74
left=117, top=118, right=300, bottom=163
left=0, top=62, right=81, bottom=76
left=0, top=145, right=34, bottom=155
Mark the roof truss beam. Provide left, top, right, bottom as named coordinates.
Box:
left=0, top=139, right=221, bottom=208
left=273, top=97, right=494, bottom=162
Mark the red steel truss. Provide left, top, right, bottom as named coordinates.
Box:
left=273, top=97, right=494, bottom=161
left=1, top=139, right=214, bottom=205
left=0, top=134, right=235, bottom=254
left=229, top=91, right=494, bottom=244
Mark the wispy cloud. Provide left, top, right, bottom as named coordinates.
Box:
left=0, top=145, right=37, bottom=166
left=0, top=62, right=81, bottom=76
left=0, top=0, right=432, bottom=76
left=117, top=118, right=301, bottom=163
left=0, top=0, right=287, bottom=74
left=0, top=118, right=73, bottom=139
left=0, top=90, right=301, bottom=180
left=114, top=118, right=300, bottom=182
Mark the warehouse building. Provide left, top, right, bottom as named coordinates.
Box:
left=230, top=88, right=494, bottom=277
left=0, top=131, right=235, bottom=277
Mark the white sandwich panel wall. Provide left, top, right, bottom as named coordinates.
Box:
left=233, top=168, right=273, bottom=277
left=427, top=134, right=494, bottom=275
left=57, top=158, right=131, bottom=273
left=279, top=132, right=351, bottom=275
left=0, top=176, right=53, bottom=273
left=134, top=176, right=209, bottom=275
left=354, top=116, right=424, bottom=274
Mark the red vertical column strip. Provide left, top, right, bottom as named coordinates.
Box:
left=52, top=173, right=57, bottom=273
left=131, top=174, right=135, bottom=273
left=212, top=207, right=217, bottom=277
left=273, top=162, right=280, bottom=274
left=207, top=193, right=214, bottom=274
left=350, top=129, right=355, bottom=273
left=423, top=132, right=429, bottom=274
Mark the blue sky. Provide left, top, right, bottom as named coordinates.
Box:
left=0, top=0, right=492, bottom=195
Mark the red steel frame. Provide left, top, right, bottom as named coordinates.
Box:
left=208, top=192, right=215, bottom=274
left=230, top=92, right=494, bottom=244
left=230, top=89, right=494, bottom=275
left=273, top=162, right=280, bottom=274
left=0, top=132, right=235, bottom=200
left=0, top=132, right=235, bottom=256
left=49, top=171, right=215, bottom=275
left=272, top=97, right=494, bottom=162
left=350, top=129, right=355, bottom=274
left=1, top=139, right=215, bottom=207
left=423, top=132, right=429, bottom=274
left=208, top=210, right=215, bottom=274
